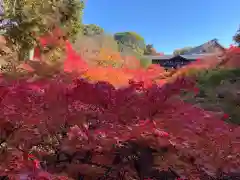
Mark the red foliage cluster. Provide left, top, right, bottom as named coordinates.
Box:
left=0, top=74, right=184, bottom=178
left=31, top=28, right=167, bottom=88
left=0, top=73, right=239, bottom=179
left=2, top=29, right=239, bottom=179
left=173, top=45, right=240, bottom=77
left=219, top=45, right=240, bottom=68
left=124, top=64, right=167, bottom=88
left=64, top=40, right=88, bottom=73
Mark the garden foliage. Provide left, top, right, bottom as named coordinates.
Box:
left=233, top=27, right=240, bottom=47
left=1, top=0, right=84, bottom=60
left=184, top=68, right=240, bottom=125
left=0, top=35, right=239, bottom=179
left=0, top=3, right=240, bottom=176
left=0, top=69, right=239, bottom=179
left=114, top=32, right=146, bottom=55
left=82, top=24, right=104, bottom=36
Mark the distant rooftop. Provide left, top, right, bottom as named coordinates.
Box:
left=183, top=39, right=225, bottom=55
left=145, top=39, right=225, bottom=61
left=144, top=53, right=217, bottom=60
left=144, top=55, right=174, bottom=60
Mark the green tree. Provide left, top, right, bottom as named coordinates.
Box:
left=173, top=47, right=192, bottom=56
left=233, top=27, right=240, bottom=47
left=144, top=44, right=162, bottom=55
left=83, top=24, right=104, bottom=36
left=144, top=44, right=153, bottom=55
left=114, top=32, right=146, bottom=55
left=1, top=0, right=84, bottom=61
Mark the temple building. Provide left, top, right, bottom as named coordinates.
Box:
left=145, top=39, right=225, bottom=69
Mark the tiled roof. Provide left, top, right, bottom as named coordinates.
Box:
left=183, top=39, right=225, bottom=55
left=145, top=39, right=225, bottom=61
left=144, top=53, right=217, bottom=61
left=180, top=53, right=217, bottom=59
left=144, top=55, right=174, bottom=60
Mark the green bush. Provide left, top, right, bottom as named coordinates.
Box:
left=197, top=68, right=240, bottom=87
left=114, top=32, right=146, bottom=55
left=137, top=55, right=152, bottom=68
left=184, top=68, right=240, bottom=125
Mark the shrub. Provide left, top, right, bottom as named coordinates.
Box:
left=0, top=28, right=239, bottom=179
left=114, top=32, right=146, bottom=55
left=82, top=24, right=104, bottom=36
left=182, top=68, right=240, bottom=125
left=118, top=43, right=152, bottom=69
left=1, top=0, right=84, bottom=60
left=137, top=56, right=152, bottom=68
left=197, top=68, right=240, bottom=87
left=0, top=73, right=189, bottom=178
left=0, top=69, right=239, bottom=179
left=72, top=34, right=122, bottom=67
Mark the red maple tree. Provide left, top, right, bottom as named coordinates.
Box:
left=0, top=30, right=239, bottom=180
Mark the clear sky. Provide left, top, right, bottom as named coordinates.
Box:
left=83, top=0, right=240, bottom=54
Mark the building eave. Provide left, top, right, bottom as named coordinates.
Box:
left=145, top=53, right=218, bottom=61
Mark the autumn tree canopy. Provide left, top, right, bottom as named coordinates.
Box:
left=144, top=44, right=163, bottom=55
left=83, top=24, right=104, bottom=36
left=144, top=44, right=154, bottom=55
left=1, top=0, right=85, bottom=60
left=114, top=32, right=146, bottom=55
left=233, top=27, right=240, bottom=47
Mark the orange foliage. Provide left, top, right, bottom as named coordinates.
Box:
left=99, top=48, right=122, bottom=60
left=30, top=33, right=168, bottom=88
left=92, top=48, right=124, bottom=67
left=30, top=29, right=240, bottom=92
left=63, top=42, right=166, bottom=88
left=82, top=67, right=133, bottom=87
left=29, top=35, right=240, bottom=90
left=122, top=64, right=167, bottom=88
left=134, top=67, right=161, bottom=82
left=29, top=28, right=172, bottom=88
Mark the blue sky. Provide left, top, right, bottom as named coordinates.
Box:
left=83, top=0, right=240, bottom=54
